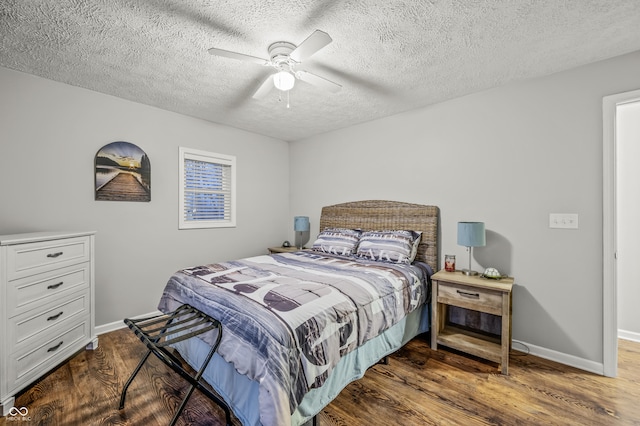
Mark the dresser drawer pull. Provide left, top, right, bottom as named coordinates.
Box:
left=46, top=251, right=64, bottom=258
left=47, top=281, right=64, bottom=290
left=47, top=311, right=64, bottom=321
left=457, top=290, right=480, bottom=299
left=47, top=341, right=64, bottom=352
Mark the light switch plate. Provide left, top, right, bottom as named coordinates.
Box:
left=549, top=213, right=579, bottom=229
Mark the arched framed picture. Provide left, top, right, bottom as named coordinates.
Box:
left=95, top=141, right=151, bottom=202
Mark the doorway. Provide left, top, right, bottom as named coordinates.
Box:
left=602, top=88, right=640, bottom=378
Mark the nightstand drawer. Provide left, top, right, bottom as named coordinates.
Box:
left=437, top=281, right=503, bottom=315
left=6, top=236, right=91, bottom=281
left=9, top=289, right=90, bottom=348
left=7, top=263, right=90, bottom=316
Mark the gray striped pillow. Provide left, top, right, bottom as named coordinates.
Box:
left=312, top=228, right=362, bottom=256
left=356, top=230, right=422, bottom=264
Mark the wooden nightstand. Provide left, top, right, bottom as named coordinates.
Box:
left=431, top=270, right=514, bottom=374
left=268, top=246, right=305, bottom=254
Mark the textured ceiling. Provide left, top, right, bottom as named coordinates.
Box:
left=2, top=1, right=640, bottom=142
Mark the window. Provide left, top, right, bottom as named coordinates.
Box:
left=179, top=147, right=236, bottom=229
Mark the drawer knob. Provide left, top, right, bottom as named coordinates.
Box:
left=46, top=251, right=64, bottom=258
left=47, top=281, right=64, bottom=290
left=47, top=341, right=64, bottom=352
left=47, top=311, right=64, bottom=321
left=457, top=290, right=480, bottom=299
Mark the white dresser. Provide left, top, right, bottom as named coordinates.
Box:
left=0, top=231, right=98, bottom=415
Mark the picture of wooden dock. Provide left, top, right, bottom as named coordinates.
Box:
left=95, top=141, right=151, bottom=202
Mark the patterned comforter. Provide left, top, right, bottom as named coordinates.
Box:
left=158, top=251, right=431, bottom=426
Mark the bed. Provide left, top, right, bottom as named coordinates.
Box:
left=157, top=200, right=439, bottom=425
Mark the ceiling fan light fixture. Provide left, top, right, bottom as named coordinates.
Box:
left=273, top=70, right=295, bottom=91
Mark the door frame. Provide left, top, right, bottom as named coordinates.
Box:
left=602, top=88, right=640, bottom=377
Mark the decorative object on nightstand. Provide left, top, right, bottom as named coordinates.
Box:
left=457, top=221, right=486, bottom=276
left=294, top=216, right=310, bottom=249
left=431, top=269, right=514, bottom=374
left=482, top=267, right=503, bottom=279
left=444, top=254, right=456, bottom=272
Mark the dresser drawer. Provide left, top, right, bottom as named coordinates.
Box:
left=9, top=289, right=90, bottom=348
left=7, top=319, right=90, bottom=394
left=7, top=263, right=90, bottom=316
left=6, top=236, right=91, bottom=281
left=437, top=281, right=503, bottom=315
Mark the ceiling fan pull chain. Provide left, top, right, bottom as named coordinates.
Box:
left=287, top=90, right=290, bottom=109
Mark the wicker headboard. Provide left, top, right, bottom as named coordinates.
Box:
left=319, top=200, right=440, bottom=272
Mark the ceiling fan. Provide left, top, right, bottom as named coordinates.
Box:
left=208, top=30, right=342, bottom=100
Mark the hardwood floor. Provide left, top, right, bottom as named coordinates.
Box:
left=6, top=329, right=640, bottom=425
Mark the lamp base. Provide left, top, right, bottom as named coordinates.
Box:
left=294, top=231, right=309, bottom=250
left=462, top=246, right=479, bottom=276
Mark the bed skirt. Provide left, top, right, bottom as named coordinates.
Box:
left=170, top=303, right=430, bottom=426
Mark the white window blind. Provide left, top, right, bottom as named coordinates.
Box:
left=179, top=147, right=236, bottom=229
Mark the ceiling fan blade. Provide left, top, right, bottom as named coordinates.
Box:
left=297, top=70, right=342, bottom=93
left=208, top=47, right=269, bottom=65
left=312, top=63, right=396, bottom=97
left=252, top=75, right=274, bottom=99
left=290, top=30, right=332, bottom=62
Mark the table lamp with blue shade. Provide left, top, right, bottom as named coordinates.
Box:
left=457, top=222, right=486, bottom=276
left=294, top=216, right=310, bottom=249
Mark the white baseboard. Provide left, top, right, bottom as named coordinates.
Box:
left=96, top=319, right=629, bottom=376
left=96, top=310, right=163, bottom=336
left=618, top=329, right=640, bottom=343
left=512, top=340, right=604, bottom=375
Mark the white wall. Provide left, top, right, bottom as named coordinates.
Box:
left=0, top=67, right=290, bottom=327
left=617, top=100, right=640, bottom=341
left=290, top=51, right=640, bottom=370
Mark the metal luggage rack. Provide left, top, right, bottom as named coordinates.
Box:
left=118, top=304, right=232, bottom=426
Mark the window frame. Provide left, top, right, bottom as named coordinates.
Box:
left=179, top=147, right=236, bottom=229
